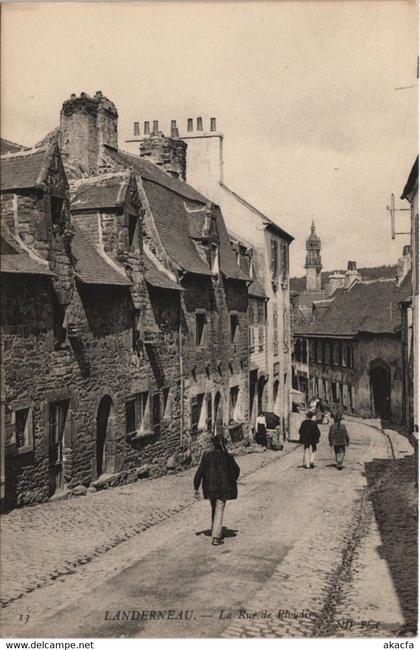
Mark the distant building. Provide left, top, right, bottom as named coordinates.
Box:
left=290, top=224, right=412, bottom=423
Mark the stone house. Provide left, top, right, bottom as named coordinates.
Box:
left=125, top=117, right=294, bottom=435
left=293, top=275, right=411, bottom=424
left=0, top=92, right=250, bottom=508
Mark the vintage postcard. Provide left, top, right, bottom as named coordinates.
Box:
left=0, top=1, right=417, bottom=644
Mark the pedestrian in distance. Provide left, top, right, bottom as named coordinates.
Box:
left=308, top=396, right=318, bottom=415
left=331, top=399, right=344, bottom=423
left=328, top=418, right=350, bottom=470
left=299, top=411, right=321, bottom=469
left=255, top=411, right=268, bottom=447
left=316, top=398, right=326, bottom=424
left=194, top=434, right=240, bottom=546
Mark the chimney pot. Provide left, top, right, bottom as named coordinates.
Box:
left=152, top=120, right=159, bottom=135
left=133, top=122, right=140, bottom=136
left=210, top=117, right=217, bottom=132
left=187, top=118, right=193, bottom=132
left=144, top=121, right=150, bottom=136
left=95, top=91, right=103, bottom=99
left=197, top=116, right=203, bottom=131
left=347, top=261, right=357, bottom=271
left=80, top=92, right=87, bottom=98
left=70, top=93, right=76, bottom=99
left=170, top=120, right=179, bottom=138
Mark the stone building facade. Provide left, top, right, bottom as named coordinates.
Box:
left=125, top=117, right=294, bottom=435
left=1, top=93, right=250, bottom=509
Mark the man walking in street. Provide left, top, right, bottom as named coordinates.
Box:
left=299, top=411, right=321, bottom=469
left=331, top=399, right=344, bottom=423
left=328, top=417, right=350, bottom=470
left=194, top=434, right=240, bottom=546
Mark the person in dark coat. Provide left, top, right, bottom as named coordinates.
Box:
left=299, top=411, right=321, bottom=469
left=194, top=434, right=240, bottom=545
left=316, top=399, right=326, bottom=424
left=328, top=418, right=350, bottom=470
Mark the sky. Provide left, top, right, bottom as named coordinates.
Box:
left=1, top=1, right=418, bottom=277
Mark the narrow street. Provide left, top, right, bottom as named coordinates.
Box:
left=0, top=418, right=416, bottom=639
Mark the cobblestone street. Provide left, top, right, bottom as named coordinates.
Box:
left=0, top=418, right=417, bottom=639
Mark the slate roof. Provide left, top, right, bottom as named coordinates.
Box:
left=1, top=138, right=29, bottom=155
left=248, top=279, right=267, bottom=299
left=105, top=147, right=208, bottom=204
left=401, top=156, right=418, bottom=200
left=71, top=226, right=132, bottom=286
left=293, top=278, right=411, bottom=338
left=1, top=146, right=53, bottom=191
left=220, top=182, right=294, bottom=242
left=70, top=172, right=130, bottom=210
left=1, top=229, right=54, bottom=277
left=144, top=255, right=182, bottom=291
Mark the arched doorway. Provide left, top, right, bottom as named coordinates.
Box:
left=370, top=360, right=391, bottom=420
left=257, top=376, right=267, bottom=413
left=214, top=392, right=224, bottom=435
left=273, top=379, right=280, bottom=408
left=96, top=395, right=113, bottom=477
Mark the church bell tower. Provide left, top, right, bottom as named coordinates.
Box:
left=305, top=221, right=322, bottom=292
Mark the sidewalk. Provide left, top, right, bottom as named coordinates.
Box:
left=0, top=442, right=297, bottom=608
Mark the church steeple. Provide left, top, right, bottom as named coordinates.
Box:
left=305, top=220, right=322, bottom=291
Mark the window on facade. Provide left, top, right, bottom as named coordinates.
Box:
left=257, top=302, right=265, bottom=324
left=249, top=324, right=255, bottom=353
left=53, top=302, right=67, bottom=349
left=301, top=339, right=307, bottom=363
left=308, top=340, right=314, bottom=363
left=162, top=387, right=170, bottom=419
left=50, top=196, right=64, bottom=227
left=152, top=392, right=161, bottom=435
left=346, top=344, right=353, bottom=369
left=348, top=385, right=353, bottom=410
left=332, top=342, right=339, bottom=366
left=273, top=309, right=279, bottom=356
left=341, top=343, right=347, bottom=367
left=191, top=393, right=205, bottom=434
left=229, top=386, right=240, bottom=423
left=206, top=394, right=213, bottom=433
left=49, top=401, right=69, bottom=465
left=331, top=382, right=337, bottom=402
left=280, top=241, right=289, bottom=281
left=324, top=342, right=331, bottom=365
left=125, top=392, right=149, bottom=435
left=271, top=238, right=279, bottom=276
left=295, top=339, right=301, bottom=362
left=132, top=309, right=141, bottom=351
left=316, top=341, right=323, bottom=364
left=257, top=324, right=264, bottom=351
left=230, top=314, right=239, bottom=344
left=195, top=312, right=207, bottom=346
left=7, top=406, right=34, bottom=454
left=128, top=214, right=138, bottom=248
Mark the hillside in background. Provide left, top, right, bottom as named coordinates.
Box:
left=290, top=265, right=399, bottom=293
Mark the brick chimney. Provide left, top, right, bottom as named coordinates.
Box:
left=60, top=91, right=118, bottom=174
left=138, top=121, right=187, bottom=180
left=345, top=261, right=362, bottom=289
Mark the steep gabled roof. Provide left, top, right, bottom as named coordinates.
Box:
left=105, top=146, right=208, bottom=204
left=1, top=143, right=66, bottom=193
left=294, top=278, right=411, bottom=338
left=71, top=225, right=132, bottom=286
left=1, top=229, right=54, bottom=277
left=1, top=138, right=29, bottom=155
left=220, top=182, right=294, bottom=242
left=70, top=171, right=132, bottom=210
